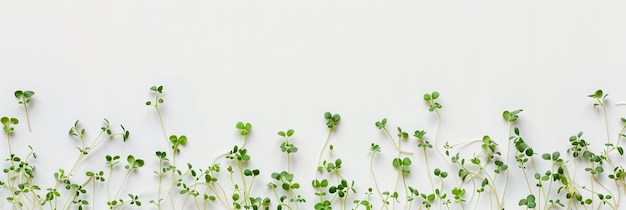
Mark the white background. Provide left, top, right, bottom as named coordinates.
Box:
left=1, top=1, right=626, bottom=209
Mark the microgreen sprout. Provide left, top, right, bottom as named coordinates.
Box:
left=1, top=116, right=20, bottom=208
left=146, top=85, right=167, bottom=141
left=368, top=143, right=387, bottom=210
left=271, top=129, right=304, bottom=209
left=151, top=151, right=170, bottom=209
left=423, top=91, right=457, bottom=187
left=414, top=129, right=436, bottom=193
left=166, top=134, right=187, bottom=209
left=316, top=112, right=340, bottom=179
left=392, top=157, right=411, bottom=201
left=1, top=116, right=19, bottom=155
left=588, top=89, right=613, bottom=153
left=502, top=109, right=522, bottom=207
left=278, top=129, right=297, bottom=173
left=14, top=90, right=34, bottom=131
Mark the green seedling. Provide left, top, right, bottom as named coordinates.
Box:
left=278, top=129, right=297, bottom=173
left=14, top=90, right=34, bottom=132
left=368, top=143, right=388, bottom=210
left=588, top=89, right=615, bottom=154
left=1, top=116, right=21, bottom=208
left=392, top=156, right=412, bottom=202
left=315, top=112, right=357, bottom=210
left=502, top=109, right=522, bottom=208
left=146, top=85, right=167, bottom=142
left=2, top=116, right=18, bottom=155
left=166, top=134, right=187, bottom=209
left=316, top=112, right=340, bottom=179
left=423, top=91, right=458, bottom=189
left=414, top=129, right=436, bottom=194
left=273, top=129, right=303, bottom=210
left=151, top=151, right=171, bottom=209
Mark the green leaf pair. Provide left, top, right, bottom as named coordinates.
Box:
left=375, top=118, right=387, bottom=129
left=502, top=109, right=523, bottom=122
left=518, top=194, right=536, bottom=208
left=277, top=129, right=294, bottom=137
left=324, top=112, right=341, bottom=128
left=1, top=117, right=19, bottom=134
left=169, top=135, right=188, bottom=154
left=125, top=155, right=145, bottom=170
left=14, top=90, right=35, bottom=104
left=423, top=91, right=442, bottom=112
left=434, top=168, right=448, bottom=178
left=236, top=122, right=252, bottom=136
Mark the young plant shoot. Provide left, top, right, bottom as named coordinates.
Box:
left=14, top=90, right=34, bottom=131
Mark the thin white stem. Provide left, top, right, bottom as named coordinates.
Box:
left=236, top=161, right=248, bottom=207
left=382, top=128, right=413, bottom=155
left=316, top=128, right=333, bottom=180
left=501, top=122, right=512, bottom=206
left=22, top=102, right=32, bottom=132
left=423, top=147, right=435, bottom=193
left=370, top=153, right=388, bottom=210
left=114, top=170, right=132, bottom=203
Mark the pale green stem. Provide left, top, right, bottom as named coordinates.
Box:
left=370, top=152, right=388, bottom=210
left=316, top=128, right=333, bottom=180
left=236, top=161, right=248, bottom=207
left=114, top=170, right=133, bottom=203
left=423, top=146, right=435, bottom=193
left=168, top=152, right=177, bottom=210
left=382, top=128, right=413, bottom=155
left=501, top=122, right=512, bottom=206
left=22, top=101, right=32, bottom=132
left=156, top=159, right=164, bottom=210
